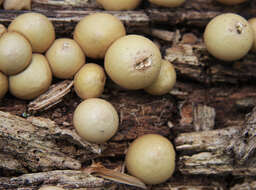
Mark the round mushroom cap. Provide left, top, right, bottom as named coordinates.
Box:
left=73, top=98, right=119, bottom=144
left=125, top=134, right=176, bottom=185
left=148, top=0, right=185, bottom=7
left=46, top=38, right=85, bottom=79
left=97, top=0, right=141, bottom=10
left=8, top=12, right=55, bottom=53
left=0, top=32, right=32, bottom=75
left=9, top=54, right=52, bottom=100
left=145, top=60, right=176, bottom=95
left=74, top=13, right=126, bottom=59
left=74, top=63, right=106, bottom=99
left=204, top=13, right=253, bottom=61
left=105, top=35, right=161, bottom=90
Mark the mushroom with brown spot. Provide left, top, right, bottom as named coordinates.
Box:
left=104, top=35, right=162, bottom=90
left=204, top=13, right=253, bottom=61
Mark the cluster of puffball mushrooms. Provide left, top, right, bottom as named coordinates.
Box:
left=0, top=0, right=255, bottom=189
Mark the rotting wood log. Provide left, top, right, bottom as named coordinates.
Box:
left=175, top=107, right=256, bottom=176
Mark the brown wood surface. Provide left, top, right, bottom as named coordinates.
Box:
left=0, top=0, right=256, bottom=189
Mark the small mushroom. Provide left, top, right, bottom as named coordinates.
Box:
left=125, top=134, right=176, bottom=185
left=0, top=32, right=32, bottom=75
left=74, top=13, right=126, bottom=59
left=3, top=0, right=31, bottom=10
left=9, top=54, right=52, bottom=100
left=74, top=63, right=106, bottom=99
left=204, top=13, right=253, bottom=61
left=9, top=12, right=55, bottom=53
left=73, top=98, right=119, bottom=144
left=145, top=59, right=176, bottom=95
left=46, top=38, right=85, bottom=79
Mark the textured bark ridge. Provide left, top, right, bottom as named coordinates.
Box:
left=1, top=0, right=256, bottom=189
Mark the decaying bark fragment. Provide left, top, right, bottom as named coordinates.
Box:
left=28, top=80, right=74, bottom=113
left=193, top=104, right=215, bottom=131
left=0, top=170, right=110, bottom=189
left=175, top=107, right=256, bottom=176
left=0, top=111, right=102, bottom=173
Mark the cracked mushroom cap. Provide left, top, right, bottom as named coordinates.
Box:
left=97, top=0, right=141, bottom=10
left=204, top=13, right=253, bottom=61
left=104, top=35, right=162, bottom=90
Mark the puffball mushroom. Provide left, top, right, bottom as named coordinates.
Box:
left=8, top=12, right=55, bottom=53
left=145, top=60, right=176, bottom=95
left=74, top=13, right=126, bottom=59
left=248, top=18, right=256, bottom=52
left=46, top=38, right=85, bottom=79
left=0, top=32, right=32, bottom=75
left=0, top=72, right=8, bottom=99
left=125, top=134, right=176, bottom=185
left=105, top=35, right=161, bottom=90
left=9, top=54, right=52, bottom=100
left=73, top=98, right=119, bottom=144
left=204, top=13, right=253, bottom=61
left=96, top=0, right=141, bottom=10
left=74, top=63, right=106, bottom=99
left=216, top=0, right=248, bottom=5
left=148, top=0, right=185, bottom=7
left=4, top=0, right=31, bottom=10
left=39, top=186, right=64, bottom=190
left=0, top=24, right=6, bottom=37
